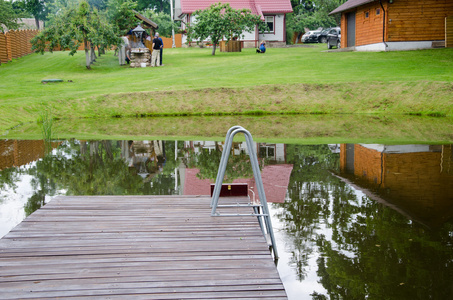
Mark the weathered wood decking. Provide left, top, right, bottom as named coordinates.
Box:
left=0, top=195, right=287, bottom=299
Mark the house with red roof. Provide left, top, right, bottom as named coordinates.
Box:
left=174, top=0, right=293, bottom=48
left=329, top=0, right=453, bottom=51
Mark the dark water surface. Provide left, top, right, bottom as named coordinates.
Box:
left=1, top=139, right=452, bottom=300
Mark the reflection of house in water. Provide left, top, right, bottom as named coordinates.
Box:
left=181, top=141, right=293, bottom=203
left=121, top=140, right=166, bottom=180
left=338, top=144, right=453, bottom=228
left=0, top=140, right=57, bottom=170
left=184, top=141, right=287, bottom=163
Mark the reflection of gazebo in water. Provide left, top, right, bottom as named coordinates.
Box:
left=336, top=144, right=453, bottom=228
left=123, top=140, right=166, bottom=181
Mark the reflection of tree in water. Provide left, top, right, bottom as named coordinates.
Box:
left=273, top=145, right=453, bottom=299
left=0, top=167, right=20, bottom=192
left=24, top=140, right=183, bottom=216
left=273, top=144, right=340, bottom=281
left=183, top=142, right=259, bottom=181
left=315, top=196, right=453, bottom=300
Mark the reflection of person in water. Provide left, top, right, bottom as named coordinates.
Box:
left=127, top=140, right=166, bottom=175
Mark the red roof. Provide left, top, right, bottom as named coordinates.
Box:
left=180, top=0, right=293, bottom=16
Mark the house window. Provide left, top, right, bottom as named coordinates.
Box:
left=365, top=11, right=369, bottom=18
left=376, top=8, right=380, bottom=15
left=263, top=16, right=275, bottom=33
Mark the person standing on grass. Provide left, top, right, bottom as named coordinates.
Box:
left=156, top=33, right=164, bottom=66
left=151, top=33, right=163, bottom=67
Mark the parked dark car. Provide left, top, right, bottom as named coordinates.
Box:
left=302, top=30, right=321, bottom=43
left=317, top=28, right=331, bottom=43
left=326, top=27, right=341, bottom=49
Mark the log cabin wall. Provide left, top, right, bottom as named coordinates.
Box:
left=447, top=16, right=453, bottom=47
left=340, top=13, right=347, bottom=48
left=339, top=0, right=453, bottom=48
left=386, top=0, right=453, bottom=42
left=355, top=2, right=387, bottom=46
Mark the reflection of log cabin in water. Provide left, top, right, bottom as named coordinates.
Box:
left=338, top=144, right=453, bottom=228
left=181, top=141, right=292, bottom=203
left=0, top=140, right=58, bottom=170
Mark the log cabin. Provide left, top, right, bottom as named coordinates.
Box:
left=329, top=0, right=453, bottom=51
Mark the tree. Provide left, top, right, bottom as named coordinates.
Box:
left=142, top=9, right=177, bottom=38
left=22, top=0, right=48, bottom=29
left=107, top=0, right=138, bottom=35
left=186, top=3, right=265, bottom=55
left=0, top=0, right=24, bottom=31
left=288, top=0, right=346, bottom=33
left=31, top=0, right=120, bottom=69
left=135, top=0, right=169, bottom=13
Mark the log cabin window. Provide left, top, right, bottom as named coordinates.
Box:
left=365, top=11, right=369, bottom=18
left=376, top=8, right=380, bottom=15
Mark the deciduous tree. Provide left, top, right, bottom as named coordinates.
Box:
left=288, top=0, right=346, bottom=33
left=186, top=3, right=265, bottom=55
left=0, top=0, right=24, bottom=31
left=31, top=0, right=120, bottom=69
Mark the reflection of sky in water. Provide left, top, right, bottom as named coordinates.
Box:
left=272, top=205, right=328, bottom=299
left=0, top=169, right=33, bottom=238
left=271, top=189, right=367, bottom=299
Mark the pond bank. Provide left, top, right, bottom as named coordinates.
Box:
left=7, top=114, right=453, bottom=144
left=2, top=81, right=453, bottom=136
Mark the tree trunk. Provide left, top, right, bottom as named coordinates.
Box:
left=211, top=44, right=216, bottom=55
left=90, top=46, right=96, bottom=63
left=85, top=49, right=91, bottom=69
left=34, top=17, right=40, bottom=29
left=84, top=39, right=91, bottom=69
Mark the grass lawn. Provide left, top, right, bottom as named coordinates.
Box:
left=1, top=44, right=453, bottom=135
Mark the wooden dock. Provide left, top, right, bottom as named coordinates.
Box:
left=0, top=195, right=287, bottom=299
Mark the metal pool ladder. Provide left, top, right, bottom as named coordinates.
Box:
left=211, top=126, right=278, bottom=259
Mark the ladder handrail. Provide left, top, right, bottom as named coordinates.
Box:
left=211, top=125, right=243, bottom=207
left=211, top=126, right=279, bottom=259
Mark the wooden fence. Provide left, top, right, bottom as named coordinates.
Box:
left=447, top=16, right=453, bottom=48
left=0, top=29, right=40, bottom=64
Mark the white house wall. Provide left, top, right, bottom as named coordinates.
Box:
left=259, top=14, right=286, bottom=42
left=180, top=14, right=286, bottom=46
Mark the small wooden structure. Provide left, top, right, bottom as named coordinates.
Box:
left=133, top=10, right=158, bottom=37
left=0, top=195, right=287, bottom=299
left=220, top=40, right=242, bottom=52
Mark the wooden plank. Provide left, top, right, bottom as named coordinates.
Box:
left=0, top=195, right=286, bottom=299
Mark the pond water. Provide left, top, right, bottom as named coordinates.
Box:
left=1, top=139, right=452, bottom=300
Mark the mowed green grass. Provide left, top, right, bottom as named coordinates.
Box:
left=0, top=44, right=452, bottom=133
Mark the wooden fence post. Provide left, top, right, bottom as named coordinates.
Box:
left=6, top=31, right=12, bottom=61
left=0, top=32, right=7, bottom=64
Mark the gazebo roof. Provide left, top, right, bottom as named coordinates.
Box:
left=133, top=11, right=158, bottom=29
